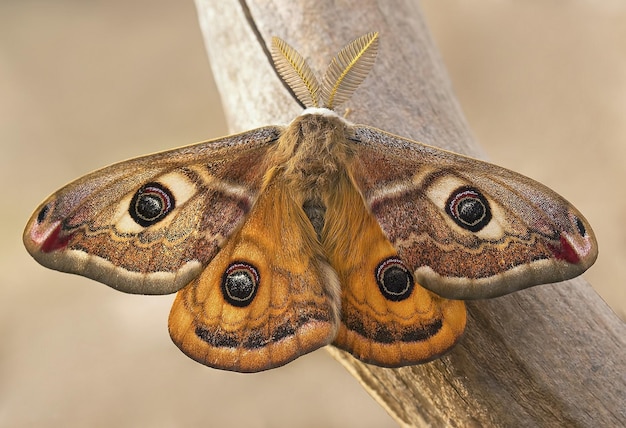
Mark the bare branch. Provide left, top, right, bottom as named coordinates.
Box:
left=195, top=0, right=626, bottom=425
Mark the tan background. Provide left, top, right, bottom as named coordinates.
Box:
left=1, top=1, right=624, bottom=427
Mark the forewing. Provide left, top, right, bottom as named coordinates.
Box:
left=349, top=125, right=598, bottom=299
left=23, top=127, right=282, bottom=294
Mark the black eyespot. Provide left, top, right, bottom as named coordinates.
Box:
left=574, top=216, right=587, bottom=237
left=446, top=186, right=491, bottom=232
left=221, top=262, right=260, bottom=307
left=129, top=182, right=175, bottom=227
left=375, top=257, right=414, bottom=302
left=37, top=204, right=50, bottom=224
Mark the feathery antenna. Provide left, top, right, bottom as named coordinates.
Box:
left=321, top=32, right=379, bottom=110
left=271, top=37, right=321, bottom=108
left=271, top=33, right=379, bottom=110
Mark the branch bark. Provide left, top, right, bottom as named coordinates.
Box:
left=194, top=0, right=625, bottom=426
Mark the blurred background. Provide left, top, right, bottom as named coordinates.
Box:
left=1, top=1, right=624, bottom=426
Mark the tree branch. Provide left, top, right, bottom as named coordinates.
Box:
left=195, top=0, right=625, bottom=425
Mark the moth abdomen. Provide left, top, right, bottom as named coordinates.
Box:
left=302, top=198, right=326, bottom=239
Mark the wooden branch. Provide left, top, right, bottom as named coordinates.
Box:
left=195, top=0, right=626, bottom=426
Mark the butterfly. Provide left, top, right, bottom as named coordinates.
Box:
left=23, top=33, right=597, bottom=372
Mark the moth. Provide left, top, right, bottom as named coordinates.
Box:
left=24, top=33, right=597, bottom=372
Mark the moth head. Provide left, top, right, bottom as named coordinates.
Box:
left=271, top=32, right=379, bottom=110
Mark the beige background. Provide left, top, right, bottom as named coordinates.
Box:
left=2, top=1, right=624, bottom=427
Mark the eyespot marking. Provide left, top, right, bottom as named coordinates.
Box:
left=446, top=186, right=491, bottom=232
left=129, top=182, right=175, bottom=227
left=221, top=262, right=260, bottom=307
left=376, top=257, right=414, bottom=302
